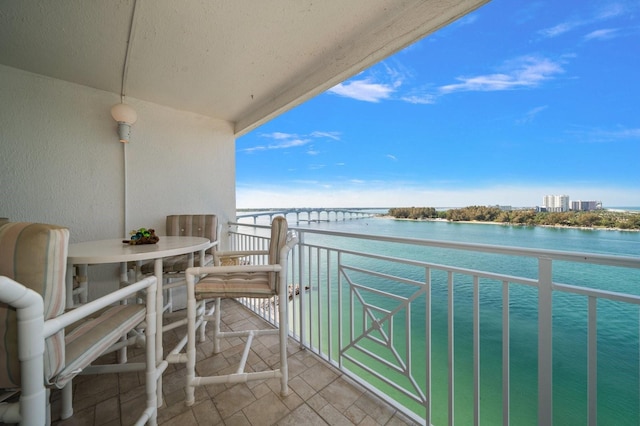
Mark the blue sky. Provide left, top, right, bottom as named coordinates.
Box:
left=236, top=0, right=640, bottom=209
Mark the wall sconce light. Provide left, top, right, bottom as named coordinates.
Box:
left=110, top=103, right=138, bottom=143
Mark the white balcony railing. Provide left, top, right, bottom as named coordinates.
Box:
left=226, top=221, right=640, bottom=426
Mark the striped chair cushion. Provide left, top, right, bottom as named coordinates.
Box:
left=195, top=271, right=273, bottom=299
left=0, top=222, right=69, bottom=388
left=165, top=215, right=218, bottom=254
left=140, top=214, right=217, bottom=274
left=267, top=217, right=288, bottom=291
left=54, top=304, right=146, bottom=388
left=194, top=217, right=289, bottom=300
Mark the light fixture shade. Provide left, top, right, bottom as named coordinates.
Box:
left=111, top=103, right=138, bottom=125
left=117, top=123, right=132, bottom=143
left=111, top=103, right=137, bottom=143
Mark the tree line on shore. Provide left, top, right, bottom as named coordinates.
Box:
left=386, top=206, right=640, bottom=230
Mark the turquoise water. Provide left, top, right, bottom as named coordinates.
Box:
left=282, top=216, right=640, bottom=425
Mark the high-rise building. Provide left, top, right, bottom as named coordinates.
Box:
left=571, top=200, right=602, bottom=211
left=543, top=195, right=570, bottom=212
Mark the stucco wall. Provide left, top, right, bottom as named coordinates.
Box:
left=0, top=65, right=236, bottom=297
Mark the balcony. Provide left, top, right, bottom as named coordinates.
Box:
left=226, top=221, right=640, bottom=425
left=52, top=220, right=639, bottom=425
left=51, top=297, right=413, bottom=425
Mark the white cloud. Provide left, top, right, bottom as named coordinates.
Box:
left=240, top=131, right=339, bottom=153
left=539, top=2, right=631, bottom=39
left=595, top=3, right=626, bottom=20
left=310, top=131, right=341, bottom=140
left=386, top=154, right=398, bottom=161
left=290, top=179, right=320, bottom=185
left=517, top=105, right=548, bottom=124
left=277, top=139, right=309, bottom=148
left=609, top=128, right=640, bottom=138
left=240, top=137, right=310, bottom=153
left=584, top=28, right=619, bottom=41
left=264, top=132, right=297, bottom=139
left=400, top=94, right=436, bottom=104
left=569, top=127, right=640, bottom=143
left=349, top=54, right=564, bottom=104
left=455, top=14, right=478, bottom=27
left=328, top=63, right=420, bottom=103
left=328, top=79, right=395, bottom=102
left=381, top=62, right=407, bottom=89
left=539, top=21, right=582, bottom=38
left=439, top=56, right=564, bottom=93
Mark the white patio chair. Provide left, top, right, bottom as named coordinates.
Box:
left=136, top=214, right=221, bottom=351
left=0, top=222, right=158, bottom=425
left=183, top=216, right=298, bottom=405
left=133, top=214, right=219, bottom=309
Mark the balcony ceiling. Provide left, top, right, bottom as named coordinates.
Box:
left=0, top=0, right=487, bottom=136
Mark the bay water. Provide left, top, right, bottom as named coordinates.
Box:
left=241, top=212, right=640, bottom=424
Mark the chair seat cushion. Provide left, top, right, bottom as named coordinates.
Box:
left=139, top=253, right=213, bottom=274
left=53, top=304, right=146, bottom=388
left=195, top=272, right=274, bottom=299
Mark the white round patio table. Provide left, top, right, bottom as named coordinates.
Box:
left=67, top=235, right=212, bottom=406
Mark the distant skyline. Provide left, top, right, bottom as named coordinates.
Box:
left=236, top=0, right=640, bottom=208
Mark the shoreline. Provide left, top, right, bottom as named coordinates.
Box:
left=377, top=215, right=640, bottom=232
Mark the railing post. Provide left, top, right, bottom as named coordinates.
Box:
left=425, top=267, right=432, bottom=425
left=298, top=231, right=306, bottom=348
left=473, top=275, right=480, bottom=426
left=587, top=296, right=597, bottom=426
left=503, top=280, right=511, bottom=426
left=538, top=257, right=553, bottom=426
left=448, top=271, right=455, bottom=426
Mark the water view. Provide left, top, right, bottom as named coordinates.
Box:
left=240, top=212, right=640, bottom=424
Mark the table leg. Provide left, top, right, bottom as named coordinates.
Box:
left=77, top=264, right=88, bottom=305
left=65, top=262, right=74, bottom=309
left=198, top=249, right=205, bottom=268
left=65, top=263, right=89, bottom=309
left=118, top=262, right=129, bottom=364
left=197, top=249, right=207, bottom=342
left=154, top=257, right=164, bottom=406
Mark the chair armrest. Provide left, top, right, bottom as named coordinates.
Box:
left=43, top=275, right=157, bottom=339
left=0, top=276, right=47, bottom=419
left=214, top=250, right=269, bottom=266
left=0, top=276, right=45, bottom=356
left=0, top=276, right=44, bottom=314
left=215, top=250, right=269, bottom=257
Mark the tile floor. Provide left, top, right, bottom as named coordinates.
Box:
left=49, top=299, right=419, bottom=425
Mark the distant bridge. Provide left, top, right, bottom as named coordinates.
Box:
left=236, top=208, right=380, bottom=224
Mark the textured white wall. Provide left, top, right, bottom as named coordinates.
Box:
left=0, top=65, right=236, bottom=298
